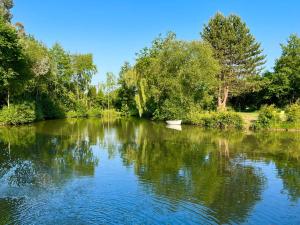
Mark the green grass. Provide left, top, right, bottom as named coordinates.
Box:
left=236, top=112, right=259, bottom=129
left=238, top=111, right=300, bottom=131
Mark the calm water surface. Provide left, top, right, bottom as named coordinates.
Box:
left=0, top=118, right=300, bottom=224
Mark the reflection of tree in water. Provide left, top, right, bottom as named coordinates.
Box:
left=117, top=122, right=266, bottom=224
left=117, top=121, right=300, bottom=223
left=0, top=118, right=300, bottom=223
left=238, top=132, right=300, bottom=202
left=0, top=197, right=24, bottom=225
left=0, top=119, right=103, bottom=188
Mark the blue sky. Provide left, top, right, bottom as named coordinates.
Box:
left=12, top=0, right=300, bottom=84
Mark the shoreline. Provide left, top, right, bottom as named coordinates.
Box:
left=1, top=116, right=300, bottom=132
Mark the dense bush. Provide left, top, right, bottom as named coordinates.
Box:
left=38, top=97, right=66, bottom=119
left=66, top=110, right=80, bottom=118
left=187, top=110, right=244, bottom=129
left=186, top=107, right=205, bottom=125
left=153, top=99, right=188, bottom=121
left=0, top=103, right=36, bottom=125
left=120, top=104, right=131, bottom=117
left=66, top=102, right=90, bottom=118
left=66, top=108, right=121, bottom=119
left=87, top=107, right=102, bottom=117
left=252, top=105, right=281, bottom=129
left=285, top=103, right=300, bottom=123
left=101, top=109, right=121, bottom=119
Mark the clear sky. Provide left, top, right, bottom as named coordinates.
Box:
left=12, top=0, right=300, bottom=84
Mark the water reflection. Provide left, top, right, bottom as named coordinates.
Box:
left=166, top=124, right=182, bottom=131
left=0, top=119, right=100, bottom=188
left=0, top=118, right=300, bottom=224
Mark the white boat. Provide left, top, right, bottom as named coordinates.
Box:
left=166, top=120, right=182, bottom=125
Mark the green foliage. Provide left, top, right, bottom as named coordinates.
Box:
left=87, top=107, right=102, bottom=118
left=241, top=34, right=300, bottom=110
left=0, top=18, right=31, bottom=106
left=0, top=5, right=299, bottom=132
left=0, top=0, right=13, bottom=22
left=128, top=32, right=219, bottom=119
left=252, top=105, right=281, bottom=129
left=120, top=104, right=131, bottom=117
left=37, top=97, right=65, bottom=119
left=101, top=109, right=121, bottom=119
left=153, top=97, right=187, bottom=120
left=66, top=110, right=80, bottom=118
left=116, top=62, right=137, bottom=115
left=72, top=54, right=97, bottom=94
left=261, top=34, right=300, bottom=107
left=187, top=110, right=244, bottom=130
left=0, top=13, right=97, bottom=123
left=285, top=103, right=300, bottom=123
left=0, top=103, right=36, bottom=125
left=67, top=101, right=89, bottom=118
left=202, top=13, right=265, bottom=109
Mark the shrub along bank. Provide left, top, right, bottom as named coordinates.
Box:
left=187, top=111, right=244, bottom=130
left=252, top=104, right=300, bottom=130
left=0, top=104, right=121, bottom=126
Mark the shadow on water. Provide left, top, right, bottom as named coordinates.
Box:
left=0, top=118, right=300, bottom=224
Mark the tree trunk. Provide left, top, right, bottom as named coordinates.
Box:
left=217, top=85, right=229, bottom=111
left=36, top=89, right=39, bottom=102
left=107, top=93, right=110, bottom=110
left=77, top=82, right=79, bottom=102
left=217, top=83, right=222, bottom=109
left=7, top=89, right=10, bottom=108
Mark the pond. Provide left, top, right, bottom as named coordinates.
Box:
left=0, top=118, right=299, bottom=224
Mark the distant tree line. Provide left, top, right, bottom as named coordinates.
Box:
left=1, top=1, right=300, bottom=125
left=0, top=0, right=106, bottom=123
left=114, top=13, right=300, bottom=120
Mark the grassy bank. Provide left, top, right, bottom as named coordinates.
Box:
left=0, top=104, right=121, bottom=126
left=1, top=103, right=299, bottom=132
left=185, top=105, right=300, bottom=131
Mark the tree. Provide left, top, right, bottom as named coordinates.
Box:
left=87, top=85, right=97, bottom=107
left=0, top=18, right=30, bottom=107
left=116, top=62, right=138, bottom=115
left=132, top=33, right=219, bottom=119
left=0, top=3, right=99, bottom=122
left=273, top=34, right=300, bottom=104
left=22, top=36, right=50, bottom=101
left=72, top=54, right=97, bottom=103
left=96, top=83, right=105, bottom=107
left=256, top=34, right=300, bottom=107
left=0, top=0, right=13, bottom=22
left=49, top=43, right=73, bottom=106
left=104, top=72, right=117, bottom=110
left=201, top=13, right=265, bottom=110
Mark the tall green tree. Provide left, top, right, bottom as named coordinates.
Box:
left=49, top=43, right=73, bottom=96
left=273, top=34, right=300, bottom=104
left=257, top=34, right=300, bottom=107
left=201, top=13, right=265, bottom=110
left=116, top=62, right=137, bottom=115
left=132, top=33, right=219, bottom=119
left=72, top=54, right=97, bottom=103
left=104, top=72, right=117, bottom=110
left=0, top=18, right=30, bottom=107
left=87, top=85, right=97, bottom=107
left=96, top=83, right=105, bottom=107
left=22, top=36, right=50, bottom=101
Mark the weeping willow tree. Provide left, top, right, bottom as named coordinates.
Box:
left=134, top=78, right=147, bottom=117
left=121, top=32, right=219, bottom=119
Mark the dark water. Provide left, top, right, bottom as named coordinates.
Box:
left=0, top=119, right=300, bottom=225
